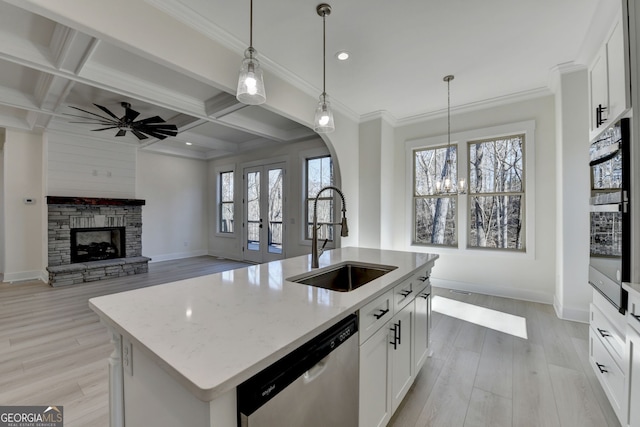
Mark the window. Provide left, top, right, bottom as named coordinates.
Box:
left=219, top=171, right=234, bottom=233
left=305, top=155, right=334, bottom=240
left=468, top=135, right=525, bottom=250
left=407, top=120, right=534, bottom=255
left=413, top=145, right=458, bottom=246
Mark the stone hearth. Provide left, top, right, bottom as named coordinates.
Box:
left=46, top=196, right=150, bottom=286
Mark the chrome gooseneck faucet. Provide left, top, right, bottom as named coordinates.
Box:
left=312, top=186, right=348, bottom=268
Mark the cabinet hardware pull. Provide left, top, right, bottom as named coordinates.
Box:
left=420, top=293, right=430, bottom=299
left=400, top=289, right=413, bottom=297
left=597, top=328, right=611, bottom=338
left=632, top=314, right=640, bottom=322
left=596, top=104, right=607, bottom=127
left=374, top=308, right=389, bottom=320
left=397, top=320, right=402, bottom=345
left=596, top=362, right=608, bottom=374
left=389, top=324, right=398, bottom=350
left=419, top=276, right=429, bottom=282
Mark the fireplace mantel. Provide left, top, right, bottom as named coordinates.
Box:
left=47, top=196, right=145, bottom=206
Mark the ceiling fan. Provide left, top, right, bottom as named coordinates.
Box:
left=66, top=102, right=178, bottom=140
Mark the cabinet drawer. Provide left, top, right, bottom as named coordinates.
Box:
left=628, top=290, right=640, bottom=335
left=590, top=327, right=625, bottom=417
left=394, top=272, right=429, bottom=311
left=590, top=303, right=625, bottom=363
left=359, top=290, right=393, bottom=344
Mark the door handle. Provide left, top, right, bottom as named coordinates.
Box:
left=596, top=362, right=608, bottom=374
left=597, top=328, right=611, bottom=338
left=400, top=289, right=413, bottom=298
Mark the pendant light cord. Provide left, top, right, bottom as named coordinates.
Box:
left=249, top=0, right=253, bottom=48
left=322, top=10, right=326, bottom=96
left=447, top=78, right=450, bottom=147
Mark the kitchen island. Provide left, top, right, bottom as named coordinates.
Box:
left=89, top=247, right=438, bottom=427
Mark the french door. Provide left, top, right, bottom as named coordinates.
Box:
left=243, top=163, right=286, bottom=263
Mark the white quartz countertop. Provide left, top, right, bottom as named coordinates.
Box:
left=623, top=282, right=640, bottom=297
left=89, top=247, right=438, bottom=401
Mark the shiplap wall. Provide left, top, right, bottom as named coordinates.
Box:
left=47, top=133, right=136, bottom=198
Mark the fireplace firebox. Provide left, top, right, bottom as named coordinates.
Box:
left=70, top=227, right=126, bottom=263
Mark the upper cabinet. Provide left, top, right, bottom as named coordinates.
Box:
left=588, top=3, right=631, bottom=141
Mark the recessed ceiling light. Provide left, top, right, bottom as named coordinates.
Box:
left=335, top=51, right=350, bottom=61
left=185, top=142, right=193, bottom=146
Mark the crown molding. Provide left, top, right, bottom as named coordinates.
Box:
left=360, top=110, right=398, bottom=127
left=396, top=86, right=551, bottom=127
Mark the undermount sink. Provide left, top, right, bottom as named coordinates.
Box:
left=288, top=262, right=397, bottom=292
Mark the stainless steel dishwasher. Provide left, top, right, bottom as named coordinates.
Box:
left=237, top=314, right=359, bottom=427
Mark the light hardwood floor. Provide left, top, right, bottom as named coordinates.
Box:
left=0, top=258, right=619, bottom=427
left=389, top=288, right=621, bottom=427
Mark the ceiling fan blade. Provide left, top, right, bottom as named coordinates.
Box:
left=91, top=126, right=120, bottom=131
left=137, top=124, right=177, bottom=138
left=124, top=106, right=141, bottom=122
left=68, top=106, right=116, bottom=122
left=141, top=129, right=170, bottom=140
left=68, top=120, right=117, bottom=125
left=135, top=115, right=165, bottom=125
left=144, top=123, right=178, bottom=131
left=115, top=129, right=127, bottom=137
left=131, top=130, right=149, bottom=140
left=93, top=103, right=120, bottom=120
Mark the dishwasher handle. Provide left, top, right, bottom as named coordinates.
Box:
left=303, top=356, right=329, bottom=384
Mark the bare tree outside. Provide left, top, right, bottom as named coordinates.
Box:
left=306, top=156, right=334, bottom=240
left=219, top=171, right=234, bottom=233
left=468, top=135, right=524, bottom=250
left=413, top=146, right=457, bottom=246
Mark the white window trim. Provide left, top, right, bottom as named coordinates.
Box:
left=405, top=120, right=536, bottom=259
left=213, top=164, right=237, bottom=239
left=299, top=147, right=336, bottom=248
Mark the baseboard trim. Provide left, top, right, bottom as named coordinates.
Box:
left=431, top=277, right=554, bottom=305
left=554, top=295, right=590, bottom=323
left=4, top=269, right=48, bottom=284
left=147, top=250, right=208, bottom=263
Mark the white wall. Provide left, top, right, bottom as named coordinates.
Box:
left=208, top=138, right=330, bottom=261
left=136, top=150, right=209, bottom=262
left=389, top=96, right=558, bottom=304
left=553, top=67, right=591, bottom=322
left=3, top=128, right=46, bottom=282
left=48, top=132, right=136, bottom=198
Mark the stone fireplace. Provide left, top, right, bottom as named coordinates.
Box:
left=70, top=227, right=125, bottom=263
left=46, top=196, right=150, bottom=286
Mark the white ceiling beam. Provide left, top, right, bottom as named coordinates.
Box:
left=205, top=92, right=247, bottom=119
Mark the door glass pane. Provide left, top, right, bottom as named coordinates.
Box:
left=247, top=171, right=260, bottom=252
left=268, top=169, right=283, bottom=254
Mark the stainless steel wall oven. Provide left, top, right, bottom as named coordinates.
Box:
left=589, top=118, right=630, bottom=313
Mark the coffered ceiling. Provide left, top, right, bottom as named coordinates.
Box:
left=0, top=0, right=612, bottom=159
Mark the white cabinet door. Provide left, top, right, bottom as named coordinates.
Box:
left=359, top=323, right=392, bottom=427
left=413, top=291, right=429, bottom=372
left=391, top=302, right=414, bottom=412
left=628, top=324, right=640, bottom=427
left=589, top=46, right=608, bottom=134
left=605, top=16, right=629, bottom=126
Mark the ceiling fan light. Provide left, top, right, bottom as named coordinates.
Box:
left=237, top=48, right=266, bottom=105
left=314, top=94, right=335, bottom=133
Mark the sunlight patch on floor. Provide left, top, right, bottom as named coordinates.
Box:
left=432, top=295, right=528, bottom=339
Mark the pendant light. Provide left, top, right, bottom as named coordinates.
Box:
left=236, top=0, right=266, bottom=105
left=437, top=75, right=466, bottom=194
left=314, top=3, right=335, bottom=133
